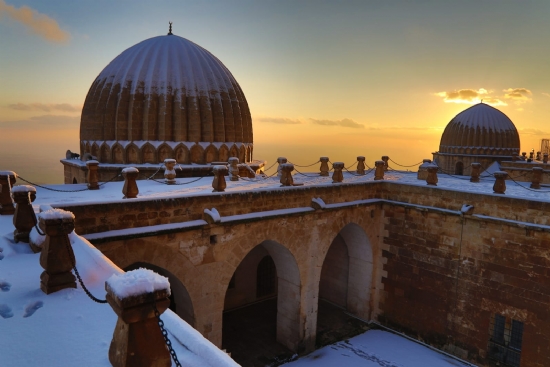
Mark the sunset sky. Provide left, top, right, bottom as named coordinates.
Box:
left=1, top=0, right=549, bottom=183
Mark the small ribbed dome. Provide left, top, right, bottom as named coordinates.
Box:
left=439, top=103, right=520, bottom=156
left=79, top=34, right=253, bottom=165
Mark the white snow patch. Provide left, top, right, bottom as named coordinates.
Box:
left=11, top=185, right=36, bottom=193
left=39, top=208, right=75, bottom=221
left=106, top=268, right=170, bottom=299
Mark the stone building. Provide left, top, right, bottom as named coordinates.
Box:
left=432, top=103, right=520, bottom=176
left=62, top=30, right=259, bottom=184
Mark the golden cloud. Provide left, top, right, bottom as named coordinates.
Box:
left=0, top=0, right=70, bottom=43
left=503, top=88, right=532, bottom=102
left=256, top=117, right=301, bottom=125
left=8, top=102, right=80, bottom=112
left=542, top=92, right=550, bottom=98
left=310, top=118, right=364, bottom=129
left=435, top=88, right=506, bottom=106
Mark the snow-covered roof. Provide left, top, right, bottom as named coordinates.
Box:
left=0, top=216, right=239, bottom=367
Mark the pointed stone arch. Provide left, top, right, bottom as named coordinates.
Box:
left=157, top=143, right=173, bottom=163
left=174, top=144, right=190, bottom=164
left=246, top=145, right=253, bottom=162
left=222, top=239, right=302, bottom=351
left=112, top=143, right=124, bottom=164
left=239, top=145, right=246, bottom=163
left=141, top=143, right=156, bottom=164
left=204, top=144, right=218, bottom=163
left=84, top=142, right=91, bottom=155
left=91, top=142, right=100, bottom=158
left=319, top=222, right=373, bottom=320
left=219, top=144, right=229, bottom=162
left=229, top=144, right=239, bottom=159
left=80, top=142, right=86, bottom=157
left=126, top=143, right=140, bottom=164
left=100, top=143, right=111, bottom=163
left=190, top=144, right=205, bottom=164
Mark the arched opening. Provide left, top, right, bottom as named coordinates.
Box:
left=222, top=241, right=300, bottom=365
left=455, top=161, right=464, bottom=175
left=124, top=262, right=195, bottom=327
left=72, top=178, right=77, bottom=184
left=317, top=223, right=373, bottom=347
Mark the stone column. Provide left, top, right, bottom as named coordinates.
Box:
left=417, top=159, right=432, bottom=180
left=493, top=171, right=508, bottom=194
left=86, top=160, right=99, bottom=190
left=228, top=157, right=239, bottom=181
left=530, top=167, right=543, bottom=189
left=12, top=185, right=37, bottom=243
left=470, top=163, right=481, bottom=183
left=212, top=165, right=228, bottom=192
left=105, top=270, right=171, bottom=367
left=122, top=168, right=139, bottom=199
left=522, top=152, right=527, bottom=160
left=544, top=153, right=548, bottom=164
left=536, top=151, right=541, bottom=161
left=529, top=151, right=534, bottom=159
left=277, top=157, right=287, bottom=177
left=0, top=171, right=16, bottom=215
left=332, top=162, right=344, bottom=183
left=374, top=161, right=385, bottom=180
left=426, top=165, right=438, bottom=186
left=39, top=209, right=76, bottom=294
left=356, top=156, right=365, bottom=175
left=381, top=156, right=389, bottom=171
left=319, top=157, right=329, bottom=177
left=164, top=159, right=177, bottom=184
left=280, top=163, right=295, bottom=186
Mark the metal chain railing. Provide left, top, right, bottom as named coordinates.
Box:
left=16, top=172, right=122, bottom=193
left=153, top=301, right=182, bottom=367
left=288, top=160, right=320, bottom=168
left=388, top=157, right=423, bottom=168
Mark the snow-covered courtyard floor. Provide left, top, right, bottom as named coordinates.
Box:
left=283, top=329, right=476, bottom=367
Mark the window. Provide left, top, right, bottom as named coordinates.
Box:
left=455, top=161, right=464, bottom=175
left=256, top=256, right=276, bottom=298
left=488, top=313, right=524, bottom=367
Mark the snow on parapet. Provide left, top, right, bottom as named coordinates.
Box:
left=311, top=197, right=326, bottom=210
left=121, top=167, right=139, bottom=174
left=39, top=208, right=75, bottom=221
left=106, top=268, right=170, bottom=299
left=11, top=185, right=36, bottom=193
left=0, top=170, right=16, bottom=176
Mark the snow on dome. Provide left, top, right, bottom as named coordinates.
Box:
left=79, top=33, right=253, bottom=166
left=438, top=103, right=520, bottom=156
left=106, top=268, right=171, bottom=299
left=39, top=208, right=75, bottom=221
left=11, top=185, right=36, bottom=193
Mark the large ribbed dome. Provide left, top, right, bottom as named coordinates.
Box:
left=438, top=103, right=520, bottom=156
left=79, top=33, right=253, bottom=165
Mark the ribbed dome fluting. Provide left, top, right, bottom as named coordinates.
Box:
left=79, top=34, right=253, bottom=164
left=438, top=103, right=520, bottom=156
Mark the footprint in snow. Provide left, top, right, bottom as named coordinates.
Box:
left=23, top=300, right=44, bottom=318
left=0, top=304, right=13, bottom=318
left=0, top=281, right=11, bottom=291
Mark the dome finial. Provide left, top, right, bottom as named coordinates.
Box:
left=168, top=21, right=173, bottom=35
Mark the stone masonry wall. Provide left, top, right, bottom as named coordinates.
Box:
left=380, top=204, right=550, bottom=367
left=57, top=180, right=550, bottom=236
